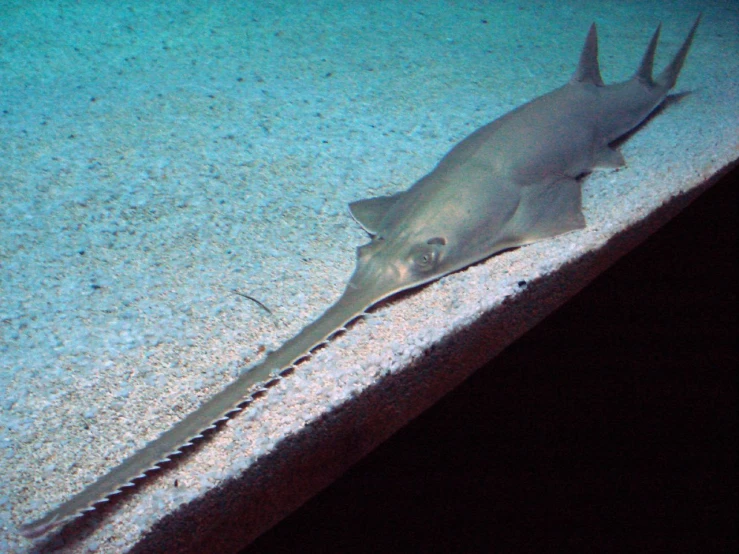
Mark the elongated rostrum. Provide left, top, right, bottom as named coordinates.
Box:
left=20, top=17, right=700, bottom=538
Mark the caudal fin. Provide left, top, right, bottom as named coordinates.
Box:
left=655, top=14, right=701, bottom=90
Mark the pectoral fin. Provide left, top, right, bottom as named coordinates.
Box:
left=349, top=192, right=405, bottom=234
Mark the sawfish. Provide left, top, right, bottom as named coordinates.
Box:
left=20, top=18, right=700, bottom=538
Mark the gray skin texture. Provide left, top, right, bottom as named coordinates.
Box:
left=20, top=17, right=700, bottom=539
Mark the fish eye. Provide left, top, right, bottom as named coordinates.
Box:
left=410, top=238, right=445, bottom=273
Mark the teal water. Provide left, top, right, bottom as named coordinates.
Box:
left=1, top=1, right=736, bottom=552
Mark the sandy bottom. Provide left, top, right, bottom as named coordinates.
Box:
left=1, top=1, right=736, bottom=552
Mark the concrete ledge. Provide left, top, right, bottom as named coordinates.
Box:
left=236, top=167, right=738, bottom=553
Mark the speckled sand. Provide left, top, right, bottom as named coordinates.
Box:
left=1, top=1, right=737, bottom=553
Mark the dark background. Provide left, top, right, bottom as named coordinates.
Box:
left=242, top=165, right=737, bottom=554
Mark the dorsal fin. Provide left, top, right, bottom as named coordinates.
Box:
left=571, top=23, right=604, bottom=86
left=634, top=24, right=661, bottom=86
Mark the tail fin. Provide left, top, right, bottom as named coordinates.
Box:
left=655, top=14, right=701, bottom=90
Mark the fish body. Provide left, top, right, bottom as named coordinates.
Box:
left=20, top=18, right=700, bottom=539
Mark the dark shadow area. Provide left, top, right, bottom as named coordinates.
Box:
left=240, top=165, right=737, bottom=554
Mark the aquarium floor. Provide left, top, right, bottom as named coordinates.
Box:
left=1, top=2, right=736, bottom=553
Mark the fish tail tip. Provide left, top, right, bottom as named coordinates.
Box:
left=655, top=14, right=701, bottom=90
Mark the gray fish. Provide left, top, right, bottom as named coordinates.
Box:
left=20, top=17, right=700, bottom=538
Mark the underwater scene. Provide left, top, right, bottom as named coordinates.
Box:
left=1, top=1, right=737, bottom=552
